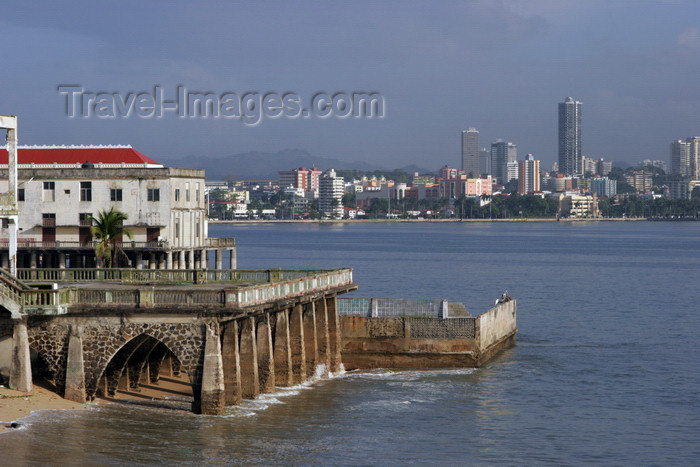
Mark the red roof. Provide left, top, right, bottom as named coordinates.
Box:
left=0, top=146, right=161, bottom=166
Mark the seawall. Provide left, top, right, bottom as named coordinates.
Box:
left=339, top=298, right=517, bottom=369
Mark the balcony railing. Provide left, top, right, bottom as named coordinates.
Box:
left=0, top=239, right=169, bottom=249
left=2, top=268, right=354, bottom=313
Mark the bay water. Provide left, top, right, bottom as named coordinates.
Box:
left=2, top=221, right=699, bottom=465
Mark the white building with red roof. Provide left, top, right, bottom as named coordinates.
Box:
left=0, top=145, right=235, bottom=270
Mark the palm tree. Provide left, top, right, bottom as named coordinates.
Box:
left=86, top=207, right=133, bottom=268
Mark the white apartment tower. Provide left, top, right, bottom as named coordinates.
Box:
left=319, top=169, right=345, bottom=218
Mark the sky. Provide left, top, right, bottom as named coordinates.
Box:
left=1, top=1, right=700, bottom=171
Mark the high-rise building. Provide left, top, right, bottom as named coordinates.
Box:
left=461, top=128, right=479, bottom=177
left=518, top=154, right=540, bottom=194
left=687, top=136, right=700, bottom=178
left=558, top=97, right=582, bottom=176
left=319, top=169, right=345, bottom=218
left=490, top=140, right=517, bottom=184
left=670, top=139, right=692, bottom=177
left=479, top=147, right=490, bottom=176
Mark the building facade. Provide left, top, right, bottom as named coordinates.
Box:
left=590, top=177, right=617, bottom=198
left=0, top=146, right=235, bottom=270
left=518, top=154, right=540, bottom=194
left=490, top=140, right=517, bottom=184
left=319, top=169, right=345, bottom=218
left=558, top=97, right=582, bottom=176
left=461, top=128, right=479, bottom=178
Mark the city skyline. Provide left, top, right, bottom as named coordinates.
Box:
left=2, top=2, right=700, bottom=171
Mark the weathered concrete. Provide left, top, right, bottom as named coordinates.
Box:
left=239, top=316, right=259, bottom=399
left=341, top=300, right=517, bottom=370
left=289, top=304, right=306, bottom=384
left=221, top=320, right=242, bottom=405
left=9, top=319, right=32, bottom=392
left=198, top=323, right=226, bottom=415
left=63, top=325, right=86, bottom=402
left=315, top=297, right=331, bottom=377
left=327, top=296, right=342, bottom=373
left=303, top=302, right=318, bottom=378
left=256, top=315, right=275, bottom=393
left=273, top=309, right=293, bottom=387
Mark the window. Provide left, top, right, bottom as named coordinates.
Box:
left=79, top=213, right=92, bottom=226
left=147, top=188, right=160, bottom=201
left=43, top=181, right=56, bottom=202
left=110, top=188, right=123, bottom=201
left=80, top=181, right=92, bottom=201
left=196, top=183, right=200, bottom=202
left=186, top=182, right=190, bottom=201
left=42, top=213, right=56, bottom=227
left=18, top=189, right=24, bottom=202
left=175, top=188, right=180, bottom=201
left=175, top=220, right=180, bottom=238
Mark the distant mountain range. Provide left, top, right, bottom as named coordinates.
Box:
left=159, top=149, right=432, bottom=180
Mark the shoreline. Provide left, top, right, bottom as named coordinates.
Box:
left=0, top=383, right=86, bottom=433
left=1, top=375, right=194, bottom=433
left=209, top=217, right=649, bottom=224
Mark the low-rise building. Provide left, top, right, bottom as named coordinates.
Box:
left=0, top=145, right=235, bottom=269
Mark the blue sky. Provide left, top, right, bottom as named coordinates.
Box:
left=2, top=1, right=700, bottom=170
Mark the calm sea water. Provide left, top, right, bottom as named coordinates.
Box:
left=2, top=221, right=699, bottom=465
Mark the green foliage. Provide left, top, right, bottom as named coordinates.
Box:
left=86, top=207, right=133, bottom=268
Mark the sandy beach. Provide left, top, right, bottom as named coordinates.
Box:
left=1, top=374, right=193, bottom=433
left=0, top=382, right=86, bottom=433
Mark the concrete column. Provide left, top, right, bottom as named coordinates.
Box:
left=327, top=296, right=342, bottom=373
left=273, top=309, right=293, bottom=387
left=158, top=253, right=165, bottom=270
left=200, top=248, right=207, bottom=269
left=228, top=248, right=236, bottom=270
left=29, top=251, right=37, bottom=269
left=239, top=317, right=259, bottom=399
left=303, top=302, right=319, bottom=379
left=289, top=304, right=306, bottom=384
left=222, top=320, right=242, bottom=405
left=64, top=326, right=86, bottom=402
left=149, top=252, right=157, bottom=269
left=198, top=323, right=226, bottom=415
left=135, top=252, right=143, bottom=270
left=315, top=298, right=331, bottom=377
left=9, top=319, right=32, bottom=392
left=179, top=250, right=186, bottom=270
left=215, top=249, right=223, bottom=270
left=256, top=315, right=275, bottom=393
left=59, top=252, right=66, bottom=269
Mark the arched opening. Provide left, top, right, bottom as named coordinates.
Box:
left=94, top=334, right=193, bottom=411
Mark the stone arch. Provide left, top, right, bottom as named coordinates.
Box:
left=83, top=323, right=207, bottom=401
left=27, top=323, right=70, bottom=394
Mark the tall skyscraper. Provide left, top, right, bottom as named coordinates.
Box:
left=558, top=97, right=582, bottom=176
left=490, top=139, right=517, bottom=184
left=670, top=139, right=692, bottom=177
left=518, top=154, right=540, bottom=194
left=461, top=128, right=479, bottom=177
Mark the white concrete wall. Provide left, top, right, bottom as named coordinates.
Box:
left=476, top=300, right=517, bottom=352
